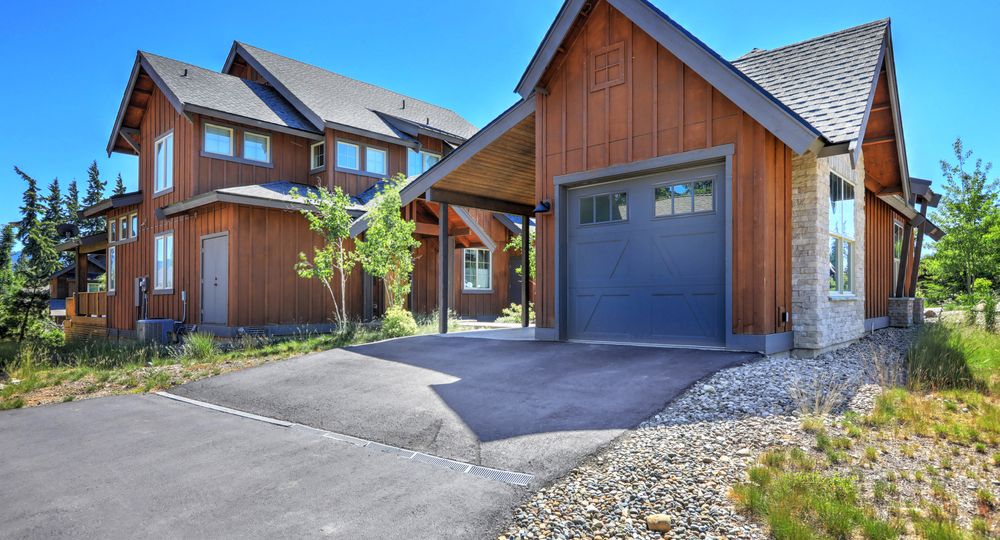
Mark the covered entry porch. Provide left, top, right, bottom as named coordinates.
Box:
left=353, top=98, right=538, bottom=332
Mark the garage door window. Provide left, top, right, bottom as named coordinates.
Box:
left=579, top=192, right=627, bottom=225
left=655, top=179, right=714, bottom=217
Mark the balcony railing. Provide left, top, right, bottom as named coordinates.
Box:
left=72, top=291, right=107, bottom=318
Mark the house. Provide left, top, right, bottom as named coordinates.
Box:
left=355, top=0, right=943, bottom=355
left=63, top=44, right=524, bottom=339
left=48, top=254, right=106, bottom=321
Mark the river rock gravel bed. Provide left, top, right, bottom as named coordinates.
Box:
left=500, top=328, right=916, bottom=540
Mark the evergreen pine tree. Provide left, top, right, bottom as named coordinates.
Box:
left=81, top=160, right=107, bottom=236
left=113, top=173, right=127, bottom=196
left=65, top=179, right=81, bottom=230
left=44, top=177, right=64, bottom=225
left=13, top=166, right=59, bottom=280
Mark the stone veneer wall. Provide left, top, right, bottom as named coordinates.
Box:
left=790, top=151, right=866, bottom=354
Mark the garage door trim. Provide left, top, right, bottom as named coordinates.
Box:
left=552, top=143, right=736, bottom=349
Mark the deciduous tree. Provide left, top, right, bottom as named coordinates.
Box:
left=355, top=174, right=420, bottom=310
left=293, top=185, right=357, bottom=326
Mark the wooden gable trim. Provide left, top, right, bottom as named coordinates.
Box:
left=106, top=52, right=189, bottom=157
left=516, top=0, right=824, bottom=154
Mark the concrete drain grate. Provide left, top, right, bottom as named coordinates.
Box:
left=156, top=391, right=534, bottom=487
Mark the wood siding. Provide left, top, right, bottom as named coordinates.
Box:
left=864, top=189, right=913, bottom=319
left=534, top=0, right=792, bottom=335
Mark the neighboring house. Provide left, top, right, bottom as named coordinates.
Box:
left=48, top=254, right=106, bottom=321
left=358, top=0, right=943, bottom=355
left=65, top=43, right=520, bottom=338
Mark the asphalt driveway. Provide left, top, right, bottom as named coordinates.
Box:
left=1, top=336, right=756, bottom=538
left=173, top=335, right=756, bottom=482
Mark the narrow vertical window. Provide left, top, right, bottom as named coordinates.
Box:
left=154, top=232, right=174, bottom=291
left=130, top=213, right=138, bottom=238
left=892, top=221, right=903, bottom=291
left=107, top=246, right=116, bottom=292
left=310, top=141, right=325, bottom=170
left=828, top=172, right=855, bottom=294
left=155, top=132, right=174, bottom=193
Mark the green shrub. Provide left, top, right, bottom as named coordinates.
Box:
left=380, top=308, right=418, bottom=339
left=179, top=333, right=218, bottom=361
left=497, top=303, right=535, bottom=324
left=983, top=295, right=997, bottom=333
left=907, top=325, right=977, bottom=391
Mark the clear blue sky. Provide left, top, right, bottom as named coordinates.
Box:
left=1, top=0, right=997, bottom=227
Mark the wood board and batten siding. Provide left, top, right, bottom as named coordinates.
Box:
left=533, top=0, right=792, bottom=335
left=864, top=189, right=914, bottom=319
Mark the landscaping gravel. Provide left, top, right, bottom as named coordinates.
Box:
left=500, top=328, right=916, bottom=540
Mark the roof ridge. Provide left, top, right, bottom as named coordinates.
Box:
left=140, top=50, right=273, bottom=91
left=236, top=42, right=469, bottom=120
left=733, top=18, right=889, bottom=63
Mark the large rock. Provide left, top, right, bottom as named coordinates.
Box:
left=645, top=514, right=671, bottom=533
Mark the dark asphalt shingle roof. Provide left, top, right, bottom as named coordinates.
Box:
left=142, top=52, right=316, bottom=132
left=731, top=19, right=889, bottom=144
left=216, top=181, right=367, bottom=212
left=237, top=43, right=478, bottom=141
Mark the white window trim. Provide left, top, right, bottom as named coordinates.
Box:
left=153, top=231, right=174, bottom=293
left=407, top=148, right=442, bottom=178
left=203, top=123, right=235, bottom=157
left=828, top=172, right=855, bottom=296
left=365, top=146, right=388, bottom=176
left=130, top=212, right=138, bottom=239
left=243, top=131, right=271, bottom=164
left=336, top=140, right=361, bottom=171
left=109, top=220, right=117, bottom=242
left=463, top=248, right=493, bottom=292
left=310, top=141, right=326, bottom=171
left=107, top=246, right=116, bottom=293
left=154, top=131, right=174, bottom=195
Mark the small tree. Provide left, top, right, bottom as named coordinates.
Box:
left=293, top=185, right=356, bottom=326
left=503, top=226, right=536, bottom=281
left=355, top=174, right=420, bottom=310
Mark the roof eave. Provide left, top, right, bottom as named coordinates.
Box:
left=79, top=191, right=143, bottom=218
left=106, top=53, right=143, bottom=157
left=880, top=29, right=912, bottom=203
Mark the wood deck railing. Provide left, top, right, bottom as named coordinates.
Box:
left=73, top=291, right=107, bottom=318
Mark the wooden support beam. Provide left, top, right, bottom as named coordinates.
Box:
left=438, top=202, right=449, bottom=334
left=449, top=227, right=471, bottom=237
left=520, top=215, right=530, bottom=328
left=426, top=189, right=535, bottom=216
left=119, top=127, right=141, bottom=154
left=878, top=185, right=903, bottom=195
left=907, top=202, right=929, bottom=297
left=870, top=103, right=891, bottom=113
left=76, top=250, right=89, bottom=294
left=413, top=222, right=438, bottom=236
left=895, top=221, right=913, bottom=298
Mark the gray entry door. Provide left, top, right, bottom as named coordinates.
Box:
left=201, top=234, right=229, bottom=325
left=566, top=163, right=726, bottom=347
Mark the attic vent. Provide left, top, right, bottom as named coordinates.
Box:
left=590, top=41, right=627, bottom=92
left=425, top=117, right=430, bottom=125
left=401, top=99, right=406, bottom=110
left=181, top=68, right=188, bottom=77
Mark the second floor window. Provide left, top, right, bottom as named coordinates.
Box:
left=154, top=232, right=174, bottom=291
left=311, top=141, right=325, bottom=170
left=204, top=124, right=234, bottom=156
left=366, top=147, right=387, bottom=176
left=244, top=132, right=271, bottom=163
left=155, top=132, right=173, bottom=193
left=828, top=172, right=855, bottom=294
left=407, top=149, right=441, bottom=177
left=336, top=141, right=359, bottom=170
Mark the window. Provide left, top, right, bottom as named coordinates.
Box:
left=130, top=213, right=138, bottom=238
left=336, top=141, right=360, bottom=170
left=654, top=179, right=714, bottom=217
left=107, top=246, right=116, bottom=293
left=154, top=232, right=174, bottom=291
left=590, top=42, right=627, bottom=92
left=203, top=124, right=234, bottom=156
left=892, top=221, right=904, bottom=291
left=463, top=249, right=492, bottom=290
left=366, top=147, right=387, bottom=176
left=119, top=217, right=127, bottom=240
left=154, top=132, right=174, bottom=193
left=579, top=192, right=627, bottom=225
left=243, top=132, right=271, bottom=163
left=310, top=141, right=325, bottom=170
left=828, top=172, right=856, bottom=294
left=407, top=148, right=441, bottom=177
left=109, top=220, right=117, bottom=242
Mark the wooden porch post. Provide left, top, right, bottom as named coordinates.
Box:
left=520, top=216, right=530, bottom=328
left=76, top=250, right=89, bottom=293
left=438, top=202, right=449, bottom=334
left=907, top=201, right=929, bottom=297
left=895, top=220, right=913, bottom=298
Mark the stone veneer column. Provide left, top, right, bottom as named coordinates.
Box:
left=790, top=151, right=867, bottom=355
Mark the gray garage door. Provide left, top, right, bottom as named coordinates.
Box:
left=567, top=163, right=726, bottom=347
